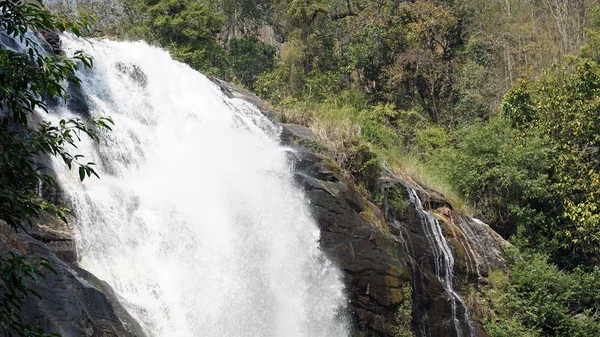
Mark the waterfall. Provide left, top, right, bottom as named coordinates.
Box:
left=405, top=186, right=474, bottom=337
left=47, top=35, right=348, bottom=337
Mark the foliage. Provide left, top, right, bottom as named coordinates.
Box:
left=132, top=0, right=229, bottom=76
left=0, top=0, right=111, bottom=335
left=227, top=37, right=275, bottom=89
left=346, top=142, right=382, bottom=190
left=503, top=58, right=600, bottom=265
left=483, top=250, right=600, bottom=337
left=383, top=0, right=461, bottom=123
left=394, top=283, right=415, bottom=337
left=427, top=117, right=551, bottom=238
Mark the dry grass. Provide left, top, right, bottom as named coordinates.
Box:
left=311, top=117, right=361, bottom=169
left=267, top=100, right=473, bottom=215
left=382, top=152, right=473, bottom=216
left=269, top=101, right=363, bottom=171
left=263, top=101, right=314, bottom=126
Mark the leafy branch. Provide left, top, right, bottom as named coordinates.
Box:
left=0, top=1, right=112, bottom=336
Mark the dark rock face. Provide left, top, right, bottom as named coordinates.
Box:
left=377, top=175, right=501, bottom=337
left=35, top=30, right=93, bottom=118
left=66, top=81, right=92, bottom=118
left=0, top=31, right=19, bottom=50
left=289, top=141, right=505, bottom=337
left=290, top=148, right=412, bottom=335
left=280, top=123, right=315, bottom=144
left=209, top=76, right=509, bottom=337
left=38, top=30, right=63, bottom=55
left=0, top=221, right=146, bottom=337
left=29, top=212, right=78, bottom=263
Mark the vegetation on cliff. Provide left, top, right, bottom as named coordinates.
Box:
left=12, top=0, right=600, bottom=335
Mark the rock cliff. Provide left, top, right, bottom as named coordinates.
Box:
left=211, top=76, right=510, bottom=337
left=0, top=27, right=509, bottom=335
left=0, top=220, right=145, bottom=336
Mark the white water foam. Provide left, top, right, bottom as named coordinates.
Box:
left=406, top=186, right=474, bottom=337
left=48, top=35, right=348, bottom=337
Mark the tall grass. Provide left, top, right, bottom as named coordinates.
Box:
left=268, top=98, right=471, bottom=213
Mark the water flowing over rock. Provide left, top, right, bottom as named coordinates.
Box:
left=210, top=79, right=509, bottom=337
left=0, top=31, right=509, bottom=337
left=0, top=220, right=145, bottom=337
left=47, top=35, right=349, bottom=337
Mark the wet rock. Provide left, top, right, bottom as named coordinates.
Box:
left=0, top=221, right=146, bottom=337
left=0, top=31, right=19, bottom=50
left=290, top=149, right=412, bottom=336
left=34, top=30, right=92, bottom=118
left=38, top=30, right=63, bottom=55
left=207, top=76, right=262, bottom=105
left=280, top=123, right=315, bottom=145
left=377, top=174, right=505, bottom=337
left=115, top=62, right=148, bottom=88
left=29, top=212, right=77, bottom=263
left=66, top=81, right=92, bottom=118
left=207, top=76, right=276, bottom=118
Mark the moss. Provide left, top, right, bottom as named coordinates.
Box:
left=345, top=242, right=356, bottom=259
left=359, top=207, right=389, bottom=233
left=386, top=185, right=410, bottom=216
left=394, top=283, right=415, bottom=337
left=388, top=262, right=412, bottom=281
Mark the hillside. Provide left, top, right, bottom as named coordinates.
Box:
left=0, top=1, right=599, bottom=336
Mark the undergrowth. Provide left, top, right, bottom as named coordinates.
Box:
left=269, top=98, right=470, bottom=212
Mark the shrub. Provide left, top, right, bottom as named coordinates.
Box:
left=227, top=37, right=276, bottom=89
left=427, top=117, right=551, bottom=238
left=346, top=142, right=382, bottom=190
left=484, top=250, right=600, bottom=337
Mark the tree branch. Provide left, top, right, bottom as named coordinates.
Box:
left=310, top=8, right=358, bottom=23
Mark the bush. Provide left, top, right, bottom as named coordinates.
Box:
left=503, top=59, right=600, bottom=265
left=484, top=250, right=600, bottom=337
left=427, top=117, right=550, bottom=237
left=346, top=142, right=382, bottom=190
left=227, top=37, right=276, bottom=89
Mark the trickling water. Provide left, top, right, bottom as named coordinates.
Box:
left=405, top=186, right=474, bottom=337
left=47, top=35, right=348, bottom=337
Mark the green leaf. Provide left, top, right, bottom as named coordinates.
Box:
left=79, top=166, right=85, bottom=181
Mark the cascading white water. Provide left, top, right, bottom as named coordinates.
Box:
left=47, top=35, right=348, bottom=337
left=405, top=186, right=474, bottom=337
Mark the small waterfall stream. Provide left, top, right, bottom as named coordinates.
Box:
left=405, top=186, right=474, bottom=337
left=45, top=35, right=348, bottom=337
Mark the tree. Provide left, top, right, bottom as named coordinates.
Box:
left=227, top=37, right=275, bottom=89
left=132, top=0, right=229, bottom=77
left=503, top=58, right=600, bottom=266
left=0, top=1, right=112, bottom=335
left=384, top=0, right=461, bottom=123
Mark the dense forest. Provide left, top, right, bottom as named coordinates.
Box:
left=3, top=0, right=600, bottom=336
